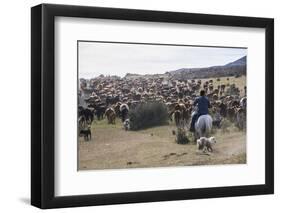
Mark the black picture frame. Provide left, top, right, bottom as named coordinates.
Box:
left=31, top=3, right=274, bottom=209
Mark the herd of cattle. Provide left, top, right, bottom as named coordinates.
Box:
left=78, top=75, right=247, bottom=141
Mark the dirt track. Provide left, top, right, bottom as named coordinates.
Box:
left=78, top=120, right=246, bottom=170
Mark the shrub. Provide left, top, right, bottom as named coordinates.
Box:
left=129, top=102, right=169, bottom=130
left=175, top=128, right=190, bottom=144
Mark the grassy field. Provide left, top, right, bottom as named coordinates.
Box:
left=78, top=118, right=246, bottom=170
left=201, top=75, right=246, bottom=94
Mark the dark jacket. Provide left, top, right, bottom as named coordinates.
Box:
left=194, top=96, right=211, bottom=115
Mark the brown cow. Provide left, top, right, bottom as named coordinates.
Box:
left=105, top=107, right=116, bottom=124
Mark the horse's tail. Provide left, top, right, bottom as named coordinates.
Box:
left=202, top=116, right=211, bottom=137
left=202, top=122, right=206, bottom=135
left=195, top=115, right=212, bottom=138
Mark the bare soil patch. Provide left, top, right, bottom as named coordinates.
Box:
left=78, top=119, right=246, bottom=170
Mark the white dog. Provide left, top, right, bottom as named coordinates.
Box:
left=123, top=119, right=130, bottom=131
left=197, top=136, right=217, bottom=153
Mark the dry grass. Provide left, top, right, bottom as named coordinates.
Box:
left=78, top=119, right=246, bottom=170
left=201, top=75, right=246, bottom=94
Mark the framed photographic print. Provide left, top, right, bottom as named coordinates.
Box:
left=31, top=4, right=274, bottom=209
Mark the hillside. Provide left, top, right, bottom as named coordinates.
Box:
left=168, top=56, right=246, bottom=79
left=225, top=56, right=246, bottom=66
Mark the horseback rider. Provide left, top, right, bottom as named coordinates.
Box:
left=189, top=89, right=211, bottom=132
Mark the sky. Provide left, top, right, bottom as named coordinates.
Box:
left=78, top=41, right=247, bottom=79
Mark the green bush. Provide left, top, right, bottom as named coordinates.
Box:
left=175, top=128, right=189, bottom=144
left=129, top=102, right=169, bottom=130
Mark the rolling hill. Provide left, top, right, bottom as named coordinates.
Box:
left=168, top=56, right=246, bottom=79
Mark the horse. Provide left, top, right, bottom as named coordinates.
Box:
left=194, top=114, right=213, bottom=139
